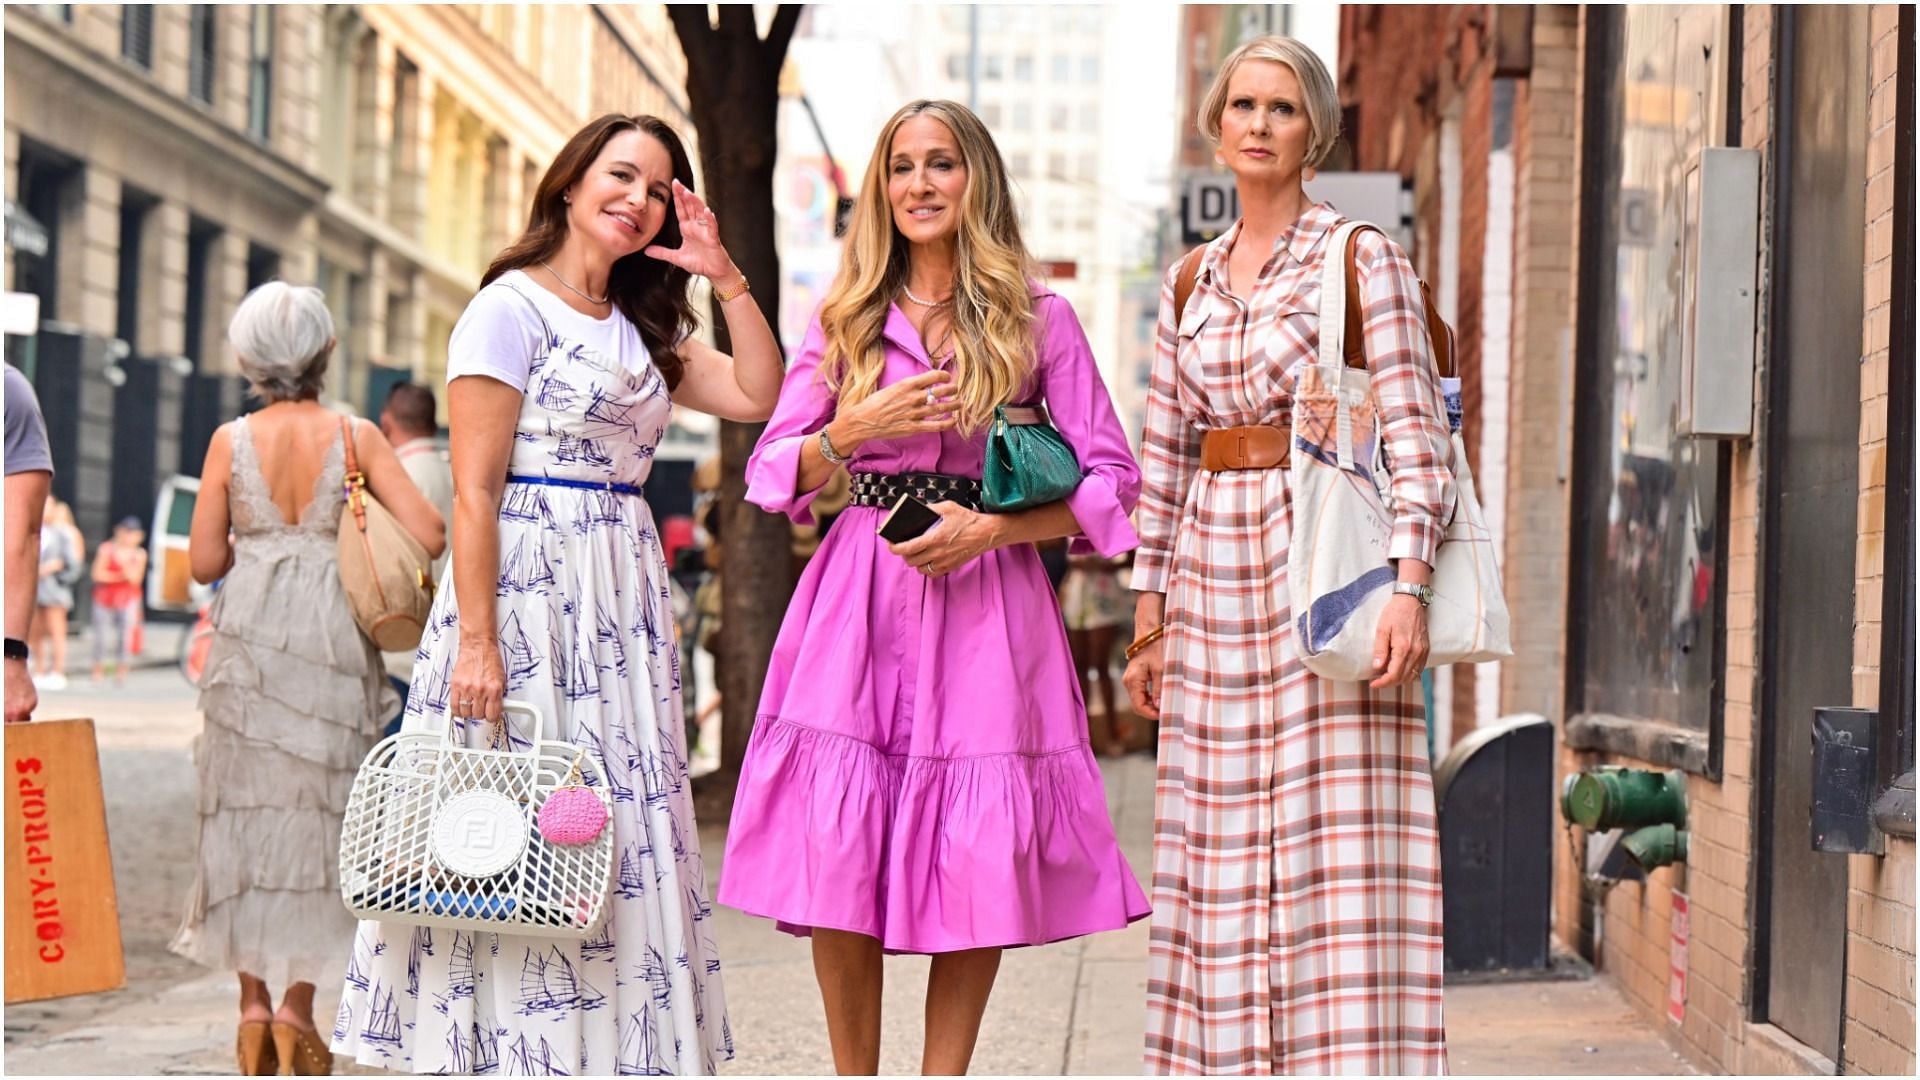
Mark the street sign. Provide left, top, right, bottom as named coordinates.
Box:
left=2, top=292, right=40, bottom=337
left=1180, top=170, right=1415, bottom=248
left=1181, top=172, right=1239, bottom=243
left=4, top=200, right=48, bottom=259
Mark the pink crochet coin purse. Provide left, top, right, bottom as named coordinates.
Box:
left=537, top=753, right=609, bottom=846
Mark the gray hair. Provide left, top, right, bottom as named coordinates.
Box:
left=1197, top=35, right=1342, bottom=168
left=227, top=281, right=335, bottom=402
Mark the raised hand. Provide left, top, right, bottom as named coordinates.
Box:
left=832, top=370, right=960, bottom=449
left=642, top=179, right=738, bottom=283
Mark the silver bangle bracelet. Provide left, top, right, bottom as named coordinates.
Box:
left=818, top=426, right=849, bottom=465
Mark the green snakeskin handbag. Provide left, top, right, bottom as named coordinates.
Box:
left=982, top=404, right=1082, bottom=513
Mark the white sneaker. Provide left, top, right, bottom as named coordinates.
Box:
left=41, top=672, right=67, bottom=691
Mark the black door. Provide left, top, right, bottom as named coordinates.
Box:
left=1758, top=5, right=1869, bottom=1063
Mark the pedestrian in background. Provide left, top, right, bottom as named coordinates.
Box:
left=87, top=516, right=147, bottom=683
left=719, top=99, right=1148, bottom=1075
left=1059, top=552, right=1131, bottom=757
left=378, top=381, right=454, bottom=584
left=4, top=362, right=52, bottom=724
left=1125, top=35, right=1454, bottom=1074
left=376, top=380, right=455, bottom=732
left=335, top=112, right=781, bottom=1076
left=171, top=281, right=445, bottom=1075
left=31, top=495, right=82, bottom=690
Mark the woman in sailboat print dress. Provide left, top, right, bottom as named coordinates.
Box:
left=332, top=115, right=783, bottom=1076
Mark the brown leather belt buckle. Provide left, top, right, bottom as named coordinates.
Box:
left=1200, top=424, right=1291, bottom=471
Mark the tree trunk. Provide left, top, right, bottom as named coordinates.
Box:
left=668, top=6, right=805, bottom=791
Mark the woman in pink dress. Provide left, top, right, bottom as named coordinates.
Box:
left=718, top=99, right=1149, bottom=1074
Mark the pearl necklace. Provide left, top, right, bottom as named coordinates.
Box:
left=901, top=284, right=953, bottom=308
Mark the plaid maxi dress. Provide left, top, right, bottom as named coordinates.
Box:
left=1133, top=203, right=1453, bottom=1075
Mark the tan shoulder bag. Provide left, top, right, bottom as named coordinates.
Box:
left=336, top=417, right=435, bottom=652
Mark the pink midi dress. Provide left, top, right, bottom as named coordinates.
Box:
left=717, top=289, right=1152, bottom=954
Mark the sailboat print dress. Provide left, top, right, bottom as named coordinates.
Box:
left=333, top=270, right=730, bottom=1076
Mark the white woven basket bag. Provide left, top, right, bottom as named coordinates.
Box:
left=338, top=701, right=614, bottom=938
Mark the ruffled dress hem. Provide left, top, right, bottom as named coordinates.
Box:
left=717, top=716, right=1150, bottom=955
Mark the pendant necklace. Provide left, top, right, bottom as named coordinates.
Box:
left=541, top=261, right=609, bottom=306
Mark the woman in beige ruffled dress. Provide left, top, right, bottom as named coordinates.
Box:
left=172, top=282, right=444, bottom=1075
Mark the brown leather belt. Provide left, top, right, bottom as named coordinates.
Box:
left=1201, top=423, right=1291, bottom=471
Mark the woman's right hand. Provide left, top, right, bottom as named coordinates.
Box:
left=829, top=370, right=958, bottom=450
left=448, top=635, right=508, bottom=732
left=1123, top=638, right=1165, bottom=721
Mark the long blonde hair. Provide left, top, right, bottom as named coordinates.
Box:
left=818, top=100, right=1036, bottom=434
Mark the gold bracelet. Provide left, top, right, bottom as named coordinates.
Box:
left=1124, top=625, right=1166, bottom=661
left=713, top=273, right=751, bottom=303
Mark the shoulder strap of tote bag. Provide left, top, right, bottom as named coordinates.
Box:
left=1316, top=221, right=1372, bottom=384
left=1340, top=224, right=1457, bottom=378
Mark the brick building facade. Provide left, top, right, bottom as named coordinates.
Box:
left=1339, top=5, right=1914, bottom=1074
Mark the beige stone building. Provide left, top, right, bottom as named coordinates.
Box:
left=4, top=3, right=688, bottom=545
left=1339, top=5, right=1913, bottom=1074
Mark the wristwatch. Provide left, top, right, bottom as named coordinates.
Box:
left=1391, top=582, right=1434, bottom=607
left=3, top=637, right=28, bottom=662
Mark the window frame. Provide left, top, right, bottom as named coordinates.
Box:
left=247, top=7, right=276, bottom=142
left=188, top=5, right=217, bottom=106
left=1874, top=3, right=1916, bottom=830
left=120, top=4, right=155, bottom=69
left=1562, top=6, right=1737, bottom=778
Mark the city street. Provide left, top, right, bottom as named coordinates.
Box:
left=2, top=660, right=1697, bottom=1075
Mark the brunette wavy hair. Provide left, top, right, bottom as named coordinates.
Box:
left=482, top=114, right=698, bottom=388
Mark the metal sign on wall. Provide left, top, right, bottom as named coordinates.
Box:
left=1180, top=171, right=1413, bottom=248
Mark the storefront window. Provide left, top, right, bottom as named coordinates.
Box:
left=1569, top=6, right=1732, bottom=770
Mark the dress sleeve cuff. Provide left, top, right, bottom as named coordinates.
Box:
left=1130, top=558, right=1171, bottom=595
left=1061, top=469, right=1140, bottom=558
left=1388, top=518, right=1441, bottom=568
left=744, top=431, right=824, bottom=525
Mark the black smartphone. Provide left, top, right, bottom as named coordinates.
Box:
left=877, top=494, right=941, bottom=544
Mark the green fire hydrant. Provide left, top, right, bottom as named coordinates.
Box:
left=1561, top=766, right=1690, bottom=871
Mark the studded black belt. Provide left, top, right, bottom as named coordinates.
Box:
left=847, top=470, right=983, bottom=512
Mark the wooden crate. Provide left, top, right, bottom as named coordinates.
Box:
left=4, top=718, right=126, bottom=1003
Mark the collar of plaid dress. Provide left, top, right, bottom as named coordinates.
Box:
left=847, top=470, right=983, bottom=512
left=505, top=473, right=645, bottom=497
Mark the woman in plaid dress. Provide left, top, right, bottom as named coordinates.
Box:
left=1123, top=37, right=1454, bottom=1075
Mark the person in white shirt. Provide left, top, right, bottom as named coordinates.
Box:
left=377, top=382, right=455, bottom=707
left=378, top=382, right=454, bottom=582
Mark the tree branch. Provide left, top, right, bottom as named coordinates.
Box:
left=665, top=5, right=712, bottom=50
left=765, top=5, right=804, bottom=63
left=716, top=4, right=756, bottom=37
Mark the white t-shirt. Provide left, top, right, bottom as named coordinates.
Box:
left=445, top=269, right=655, bottom=391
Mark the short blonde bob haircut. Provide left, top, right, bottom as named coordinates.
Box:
left=1196, top=35, right=1342, bottom=168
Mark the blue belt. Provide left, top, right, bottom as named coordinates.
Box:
left=505, top=473, right=644, bottom=496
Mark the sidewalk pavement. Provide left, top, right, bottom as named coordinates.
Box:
left=3, top=672, right=1697, bottom=1075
